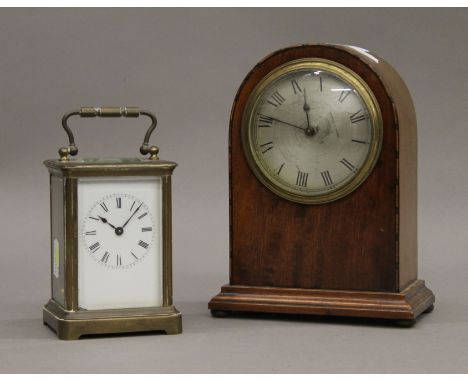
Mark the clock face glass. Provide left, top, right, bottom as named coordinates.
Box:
left=77, top=176, right=163, bottom=310
left=242, top=59, right=382, bottom=204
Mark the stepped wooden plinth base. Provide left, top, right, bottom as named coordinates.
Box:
left=209, top=280, right=434, bottom=324
left=43, top=299, right=182, bottom=340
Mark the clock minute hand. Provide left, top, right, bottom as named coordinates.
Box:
left=303, top=89, right=315, bottom=136
left=269, top=117, right=306, bottom=131
left=122, top=203, right=142, bottom=228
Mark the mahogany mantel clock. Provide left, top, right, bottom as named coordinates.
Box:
left=209, top=44, right=435, bottom=324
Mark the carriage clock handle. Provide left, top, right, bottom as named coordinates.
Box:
left=58, top=106, right=159, bottom=161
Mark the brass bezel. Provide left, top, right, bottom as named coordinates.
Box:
left=43, top=159, right=181, bottom=339
left=241, top=58, right=383, bottom=204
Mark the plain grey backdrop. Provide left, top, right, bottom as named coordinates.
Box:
left=0, top=8, right=467, bottom=373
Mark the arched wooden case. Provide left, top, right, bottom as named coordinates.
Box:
left=209, top=44, right=435, bottom=324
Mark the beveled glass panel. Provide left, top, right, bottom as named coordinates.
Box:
left=50, top=175, right=65, bottom=307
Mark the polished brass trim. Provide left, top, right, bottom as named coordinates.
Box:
left=241, top=58, right=383, bottom=204
left=64, top=177, right=78, bottom=311
left=59, top=107, right=160, bottom=160
left=44, top=159, right=177, bottom=178
left=47, top=167, right=174, bottom=178
left=43, top=299, right=182, bottom=340
left=80, top=106, right=140, bottom=118
left=162, top=175, right=173, bottom=307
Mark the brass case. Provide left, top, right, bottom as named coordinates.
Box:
left=43, top=158, right=182, bottom=340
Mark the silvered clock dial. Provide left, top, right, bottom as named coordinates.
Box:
left=242, top=59, right=383, bottom=204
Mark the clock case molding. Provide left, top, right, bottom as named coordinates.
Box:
left=209, top=44, right=435, bottom=323
left=43, top=159, right=182, bottom=339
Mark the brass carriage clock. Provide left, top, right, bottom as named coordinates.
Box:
left=209, top=44, right=435, bottom=325
left=43, top=107, right=182, bottom=339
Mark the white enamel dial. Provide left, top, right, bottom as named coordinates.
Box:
left=77, top=176, right=163, bottom=310
left=80, top=193, right=155, bottom=270
left=244, top=61, right=382, bottom=204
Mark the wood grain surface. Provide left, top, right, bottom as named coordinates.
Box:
left=229, top=45, right=397, bottom=292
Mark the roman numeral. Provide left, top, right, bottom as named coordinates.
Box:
left=260, top=141, right=273, bottom=154
left=319, top=76, right=323, bottom=92
left=258, top=114, right=273, bottom=127
left=296, top=171, right=308, bottom=187
left=277, top=163, right=285, bottom=175
left=350, top=109, right=368, bottom=124
left=338, top=90, right=351, bottom=103
left=352, top=139, right=368, bottom=144
left=131, top=251, right=138, bottom=259
left=85, top=230, right=96, bottom=235
left=138, top=212, right=148, bottom=220
left=116, top=255, right=122, bottom=266
left=88, top=216, right=99, bottom=221
left=267, top=91, right=285, bottom=108
left=138, top=240, right=149, bottom=249
left=89, top=242, right=100, bottom=253
left=101, top=251, right=110, bottom=263
left=321, top=170, right=333, bottom=186
left=291, top=79, right=302, bottom=94
left=340, top=158, right=357, bottom=173
left=100, top=202, right=108, bottom=212
left=141, top=227, right=152, bottom=232
left=130, top=201, right=136, bottom=211
left=116, top=197, right=122, bottom=208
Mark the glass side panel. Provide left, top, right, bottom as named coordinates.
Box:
left=50, top=175, right=66, bottom=307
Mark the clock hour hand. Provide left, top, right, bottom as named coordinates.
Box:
left=122, top=203, right=142, bottom=229
left=98, top=216, right=124, bottom=236
left=98, top=215, right=117, bottom=229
